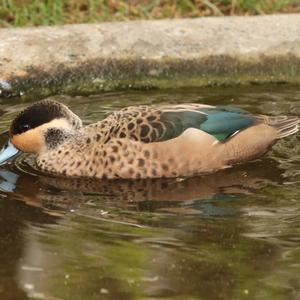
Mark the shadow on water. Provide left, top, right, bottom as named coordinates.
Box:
left=0, top=85, right=300, bottom=299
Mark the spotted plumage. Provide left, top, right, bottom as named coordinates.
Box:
left=0, top=99, right=298, bottom=179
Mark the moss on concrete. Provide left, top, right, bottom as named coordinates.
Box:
left=1, top=54, right=300, bottom=99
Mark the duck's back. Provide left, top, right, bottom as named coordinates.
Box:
left=39, top=104, right=299, bottom=179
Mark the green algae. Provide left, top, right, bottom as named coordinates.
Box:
left=1, top=54, right=300, bottom=100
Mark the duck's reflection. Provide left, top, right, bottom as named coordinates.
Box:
left=0, top=158, right=283, bottom=216
left=0, top=158, right=286, bottom=300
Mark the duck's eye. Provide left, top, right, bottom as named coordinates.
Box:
left=20, top=124, right=31, bottom=132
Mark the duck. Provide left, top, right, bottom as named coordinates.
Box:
left=0, top=99, right=298, bottom=179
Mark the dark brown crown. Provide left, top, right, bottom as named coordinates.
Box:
left=10, top=99, right=69, bottom=136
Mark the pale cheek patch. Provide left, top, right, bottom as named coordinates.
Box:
left=10, top=118, right=72, bottom=153
left=11, top=129, right=44, bottom=153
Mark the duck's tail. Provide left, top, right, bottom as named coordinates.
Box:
left=255, top=115, right=300, bottom=139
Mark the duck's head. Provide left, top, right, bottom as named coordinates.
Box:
left=0, top=99, right=82, bottom=164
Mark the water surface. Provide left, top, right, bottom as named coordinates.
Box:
left=0, top=85, right=300, bottom=300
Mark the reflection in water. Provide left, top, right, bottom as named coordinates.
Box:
left=0, top=158, right=281, bottom=216
left=0, top=86, right=299, bottom=299
left=0, top=157, right=291, bottom=299
left=0, top=187, right=57, bottom=299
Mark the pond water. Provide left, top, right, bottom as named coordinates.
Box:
left=0, top=85, right=300, bottom=300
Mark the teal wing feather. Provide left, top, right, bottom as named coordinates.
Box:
left=158, top=106, right=256, bottom=142
left=159, top=111, right=207, bottom=141
left=112, top=105, right=256, bottom=143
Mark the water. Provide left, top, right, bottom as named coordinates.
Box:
left=0, top=85, right=300, bottom=300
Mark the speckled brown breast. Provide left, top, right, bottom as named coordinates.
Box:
left=36, top=125, right=278, bottom=179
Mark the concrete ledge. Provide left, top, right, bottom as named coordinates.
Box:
left=0, top=14, right=300, bottom=98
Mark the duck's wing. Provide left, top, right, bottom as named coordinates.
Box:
left=109, top=104, right=257, bottom=143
